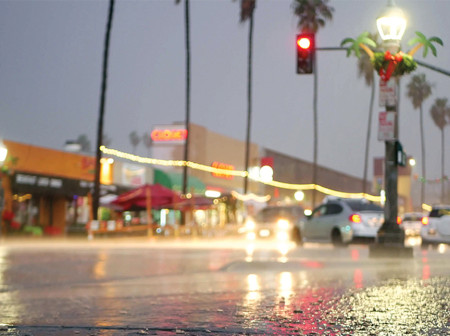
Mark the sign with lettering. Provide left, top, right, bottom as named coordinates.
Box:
left=379, top=79, right=396, bottom=107
left=378, top=111, right=396, bottom=141
left=151, top=127, right=187, bottom=143
left=211, top=161, right=234, bottom=180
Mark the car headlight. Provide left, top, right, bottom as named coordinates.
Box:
left=277, top=219, right=290, bottom=230
left=245, top=219, right=255, bottom=230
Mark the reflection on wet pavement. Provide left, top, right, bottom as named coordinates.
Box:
left=0, top=240, right=449, bottom=335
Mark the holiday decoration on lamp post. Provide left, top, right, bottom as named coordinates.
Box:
left=341, top=0, right=443, bottom=256
left=341, top=31, right=442, bottom=81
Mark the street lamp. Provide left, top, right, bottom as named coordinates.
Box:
left=0, top=139, right=7, bottom=164
left=376, top=0, right=406, bottom=43
left=341, top=0, right=442, bottom=257
left=374, top=0, right=407, bottom=248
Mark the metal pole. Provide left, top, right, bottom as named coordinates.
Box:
left=93, top=0, right=115, bottom=221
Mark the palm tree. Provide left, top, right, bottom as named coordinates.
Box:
left=237, top=0, right=256, bottom=194
left=407, top=73, right=432, bottom=206
left=76, top=134, right=92, bottom=152
left=93, top=0, right=115, bottom=221
left=129, top=131, right=141, bottom=154
left=143, top=133, right=152, bottom=156
left=175, top=0, right=191, bottom=196
left=356, top=33, right=379, bottom=195
left=103, top=134, right=112, bottom=147
left=430, top=98, right=450, bottom=203
left=292, top=0, right=334, bottom=207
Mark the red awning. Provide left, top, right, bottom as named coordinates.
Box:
left=112, top=184, right=181, bottom=211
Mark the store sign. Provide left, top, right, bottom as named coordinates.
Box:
left=151, top=127, right=187, bottom=143
left=122, top=163, right=145, bottom=186
left=16, top=173, right=63, bottom=189
left=13, top=172, right=117, bottom=196
left=211, top=161, right=234, bottom=180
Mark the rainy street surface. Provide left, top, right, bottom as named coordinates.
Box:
left=0, top=237, right=449, bottom=336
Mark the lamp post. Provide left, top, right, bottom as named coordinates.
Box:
left=374, top=0, right=406, bottom=247
left=342, top=0, right=442, bottom=256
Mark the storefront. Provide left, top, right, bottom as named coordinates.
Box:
left=0, top=140, right=120, bottom=236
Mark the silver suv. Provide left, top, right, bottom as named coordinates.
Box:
left=420, top=205, right=450, bottom=248
left=299, top=198, right=384, bottom=246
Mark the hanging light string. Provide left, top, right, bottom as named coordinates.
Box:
left=101, top=146, right=381, bottom=202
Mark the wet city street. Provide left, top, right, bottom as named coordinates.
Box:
left=0, top=237, right=449, bottom=336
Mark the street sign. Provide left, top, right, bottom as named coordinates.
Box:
left=379, top=79, right=396, bottom=107
left=378, top=111, right=396, bottom=141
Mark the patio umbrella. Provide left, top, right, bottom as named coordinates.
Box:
left=112, top=184, right=180, bottom=211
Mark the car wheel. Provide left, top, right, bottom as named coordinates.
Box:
left=421, top=240, right=430, bottom=250
left=331, top=228, right=345, bottom=247
left=291, top=227, right=303, bottom=246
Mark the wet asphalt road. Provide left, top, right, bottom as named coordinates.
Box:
left=0, top=237, right=449, bottom=336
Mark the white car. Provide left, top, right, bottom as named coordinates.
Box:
left=420, top=205, right=450, bottom=248
left=299, top=198, right=384, bottom=246
left=401, top=212, right=425, bottom=236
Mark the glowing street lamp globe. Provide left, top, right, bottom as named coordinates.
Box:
left=0, top=139, right=7, bottom=163
left=376, top=0, right=406, bottom=41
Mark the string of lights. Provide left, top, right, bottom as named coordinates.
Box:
left=101, top=146, right=382, bottom=202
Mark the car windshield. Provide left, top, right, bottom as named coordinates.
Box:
left=429, top=208, right=450, bottom=218
left=404, top=214, right=423, bottom=221
left=344, top=199, right=383, bottom=212
left=255, top=206, right=304, bottom=222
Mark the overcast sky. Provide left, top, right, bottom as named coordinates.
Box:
left=1, top=0, right=449, bottom=184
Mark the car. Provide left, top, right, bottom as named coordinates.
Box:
left=401, top=212, right=424, bottom=236
left=299, top=198, right=384, bottom=246
left=420, top=205, right=450, bottom=248
left=242, top=205, right=304, bottom=244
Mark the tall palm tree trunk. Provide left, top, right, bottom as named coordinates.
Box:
left=93, top=0, right=115, bottom=220
left=243, top=11, right=254, bottom=195
left=182, top=0, right=191, bottom=196
left=419, top=105, right=426, bottom=206
left=363, top=80, right=375, bottom=194
left=441, top=129, right=445, bottom=203
left=312, top=51, right=318, bottom=207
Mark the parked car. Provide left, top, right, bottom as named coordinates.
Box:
left=420, top=205, right=450, bottom=248
left=242, top=205, right=304, bottom=244
left=401, top=212, right=424, bottom=236
left=299, top=198, right=384, bottom=246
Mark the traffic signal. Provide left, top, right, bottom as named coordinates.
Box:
left=296, top=33, right=315, bottom=74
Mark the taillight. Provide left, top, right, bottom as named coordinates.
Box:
left=349, top=214, right=362, bottom=223
left=397, top=216, right=402, bottom=225
left=422, top=217, right=429, bottom=225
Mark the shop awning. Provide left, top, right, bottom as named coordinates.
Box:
left=154, top=169, right=205, bottom=194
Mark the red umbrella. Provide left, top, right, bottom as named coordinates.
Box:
left=112, top=184, right=180, bottom=211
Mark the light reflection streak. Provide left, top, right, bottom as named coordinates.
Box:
left=93, top=251, right=107, bottom=280
left=437, top=244, right=447, bottom=254
left=245, top=274, right=261, bottom=303
left=0, top=248, right=20, bottom=323
left=353, top=268, right=363, bottom=288
left=277, top=272, right=293, bottom=310
left=245, top=243, right=254, bottom=262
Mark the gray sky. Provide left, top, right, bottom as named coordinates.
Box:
left=1, top=0, right=449, bottom=184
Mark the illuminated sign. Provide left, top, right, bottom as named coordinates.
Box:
left=151, top=128, right=187, bottom=142
left=211, top=161, right=234, bottom=180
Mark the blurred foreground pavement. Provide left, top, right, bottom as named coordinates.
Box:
left=0, top=236, right=449, bottom=335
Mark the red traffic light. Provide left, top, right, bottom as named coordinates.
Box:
left=296, top=33, right=315, bottom=74
left=297, top=37, right=311, bottom=50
